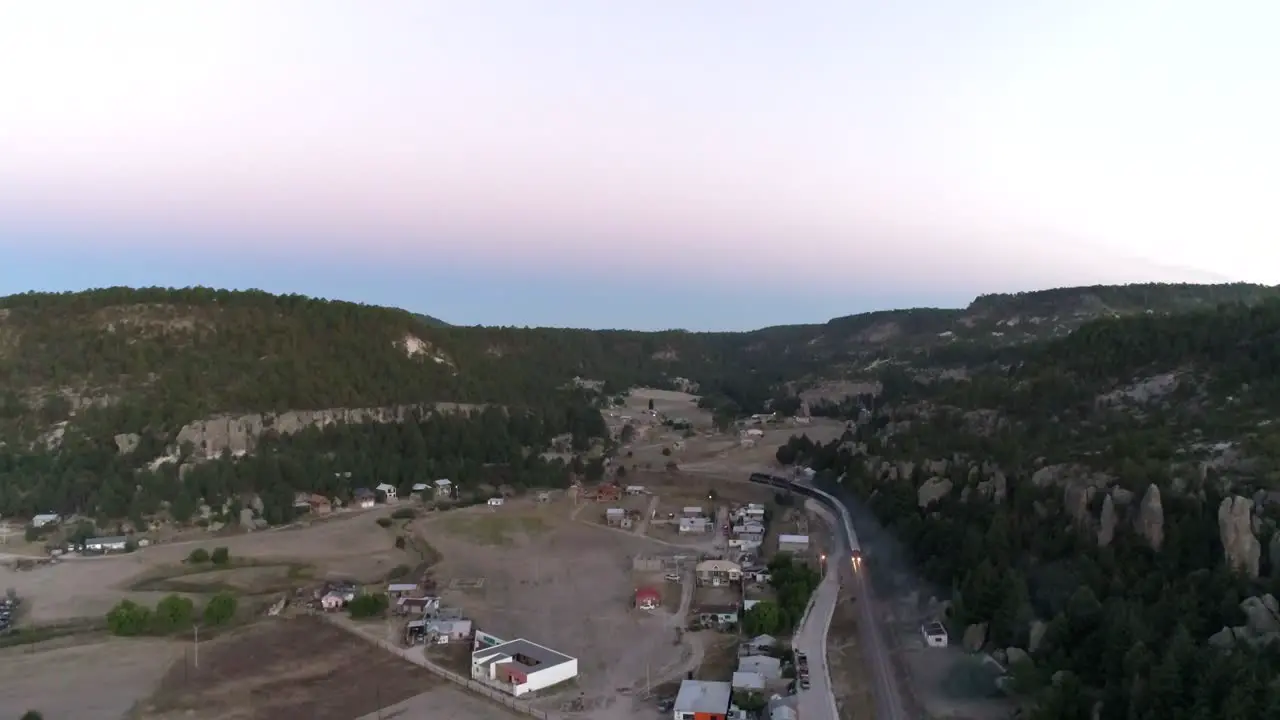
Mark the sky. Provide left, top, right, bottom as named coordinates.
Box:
left=1, top=1, right=1276, bottom=330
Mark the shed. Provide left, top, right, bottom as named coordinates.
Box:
left=433, top=479, right=453, bottom=496
left=411, top=482, right=429, bottom=492
left=387, top=583, right=418, bottom=596
left=777, top=534, right=809, bottom=553
left=375, top=483, right=398, bottom=501
left=30, top=513, right=60, bottom=528
left=487, top=497, right=504, bottom=506
left=634, top=586, right=661, bottom=610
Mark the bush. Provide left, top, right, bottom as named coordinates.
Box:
left=210, top=547, right=230, bottom=565
left=347, top=593, right=390, bottom=619
left=106, top=599, right=153, bottom=636
left=390, top=507, right=416, bottom=520
left=187, top=548, right=210, bottom=563
left=394, top=536, right=406, bottom=549
left=151, top=595, right=195, bottom=633
left=376, top=517, right=393, bottom=528
left=661, top=447, right=672, bottom=456
left=21, top=711, right=43, bottom=720
left=203, top=592, right=238, bottom=626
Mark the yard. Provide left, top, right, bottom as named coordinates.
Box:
left=134, top=615, right=444, bottom=720
left=416, top=496, right=694, bottom=718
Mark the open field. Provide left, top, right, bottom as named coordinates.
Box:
left=417, top=495, right=693, bottom=718
left=0, top=507, right=414, bottom=623
left=134, top=616, right=443, bottom=720
left=0, top=636, right=184, bottom=719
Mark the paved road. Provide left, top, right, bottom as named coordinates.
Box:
left=791, top=506, right=841, bottom=720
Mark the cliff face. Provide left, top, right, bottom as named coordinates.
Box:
left=120, top=402, right=485, bottom=462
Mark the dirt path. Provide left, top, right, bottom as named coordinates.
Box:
left=633, top=496, right=660, bottom=536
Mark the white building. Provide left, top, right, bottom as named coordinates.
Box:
left=730, top=533, right=764, bottom=548
left=679, top=517, right=710, bottom=534
left=673, top=679, right=732, bottom=720
left=30, top=513, right=61, bottom=528
left=737, top=654, right=782, bottom=680
left=681, top=506, right=703, bottom=517
left=411, top=482, right=429, bottom=493
left=83, top=536, right=128, bottom=552
left=922, top=621, right=949, bottom=648
left=471, top=636, right=578, bottom=696
left=434, top=478, right=453, bottom=497
left=625, top=485, right=647, bottom=495
left=487, top=497, right=504, bottom=507
left=732, top=671, right=765, bottom=691
left=777, top=534, right=809, bottom=553
left=375, top=483, right=397, bottom=501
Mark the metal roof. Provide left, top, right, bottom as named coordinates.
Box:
left=673, top=680, right=732, bottom=715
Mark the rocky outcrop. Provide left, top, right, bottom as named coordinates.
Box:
left=1270, top=533, right=1280, bottom=578
left=1064, top=483, right=1095, bottom=524
left=1028, top=620, right=1048, bottom=653
left=1218, top=496, right=1261, bottom=578
left=1209, top=594, right=1280, bottom=649
left=1097, top=494, right=1117, bottom=547
left=917, top=477, right=953, bottom=509
left=1006, top=647, right=1031, bottom=667
left=114, top=432, right=140, bottom=454
left=1136, top=484, right=1164, bottom=550
left=975, top=470, right=1008, bottom=503
left=963, top=623, right=987, bottom=652
left=165, top=402, right=482, bottom=460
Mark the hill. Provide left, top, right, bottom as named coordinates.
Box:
left=778, top=298, right=1280, bottom=719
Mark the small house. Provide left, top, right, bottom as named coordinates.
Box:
left=30, top=513, right=60, bottom=528
left=625, top=485, right=647, bottom=495
left=487, top=497, right=504, bottom=507
left=696, top=559, right=742, bottom=585
left=922, top=621, right=949, bottom=648
left=308, top=494, right=332, bottom=515
left=433, top=479, right=453, bottom=497
left=679, top=517, right=710, bottom=534
left=681, top=506, right=703, bottom=517
left=732, top=671, right=765, bottom=691
left=398, top=596, right=441, bottom=615
left=729, top=533, right=764, bottom=548
left=777, top=534, right=809, bottom=553
left=695, top=604, right=739, bottom=628
left=605, top=508, right=626, bottom=526
left=411, top=482, right=429, bottom=493
left=737, top=654, right=781, bottom=680
left=427, top=617, right=473, bottom=640
left=673, top=679, right=732, bottom=720
left=387, top=583, right=418, bottom=597
left=353, top=488, right=376, bottom=509
left=83, top=536, right=128, bottom=553
left=746, top=634, right=777, bottom=653
left=375, top=483, right=398, bottom=502
left=321, top=592, right=347, bottom=611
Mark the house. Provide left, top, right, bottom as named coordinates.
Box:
left=673, top=679, right=732, bottom=720
left=305, top=494, right=332, bottom=515
left=375, top=483, right=397, bottom=502
left=320, top=592, right=347, bottom=611
left=434, top=479, right=453, bottom=497
left=679, top=517, right=710, bottom=534
left=767, top=695, right=798, bottom=720
left=30, top=513, right=60, bottom=528
left=737, top=654, right=781, bottom=680
left=387, top=583, right=418, bottom=597
left=427, top=617, right=473, bottom=640
left=605, top=508, right=627, bottom=526
left=353, top=488, right=376, bottom=509
left=745, top=634, right=777, bottom=653
left=777, top=534, right=809, bottom=554
left=732, top=671, right=765, bottom=691
left=411, top=482, right=429, bottom=493
left=471, top=636, right=579, bottom=696
left=695, top=604, right=739, bottom=627
left=487, top=497, right=504, bottom=507
left=746, top=570, right=771, bottom=584
left=922, top=621, right=949, bottom=648
left=681, top=507, right=703, bottom=517
left=635, top=586, right=662, bottom=610
left=397, top=596, right=440, bottom=615
left=625, top=485, right=647, bottom=495
left=732, top=521, right=765, bottom=536
left=695, top=559, right=741, bottom=586
left=729, top=533, right=763, bottom=548
left=83, top=536, right=128, bottom=552
left=744, top=428, right=764, bottom=438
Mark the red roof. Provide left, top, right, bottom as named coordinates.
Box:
left=635, top=586, right=661, bottom=601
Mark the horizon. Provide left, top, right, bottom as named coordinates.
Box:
left=2, top=279, right=1272, bottom=333
left=2, top=2, right=1276, bottom=330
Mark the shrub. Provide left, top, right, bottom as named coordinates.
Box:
left=203, top=592, right=238, bottom=626
left=151, top=595, right=195, bottom=633
left=376, top=517, right=393, bottom=528
left=661, top=447, right=672, bottom=456
left=187, top=548, right=210, bottom=563
left=390, top=507, right=416, bottom=520
left=210, top=547, right=230, bottom=565
left=347, top=593, right=390, bottom=619
left=394, top=536, right=406, bottom=549
left=106, top=600, right=152, bottom=636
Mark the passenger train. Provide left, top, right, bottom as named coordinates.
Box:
left=746, top=471, right=862, bottom=569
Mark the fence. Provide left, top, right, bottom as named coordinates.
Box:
left=320, top=614, right=550, bottom=719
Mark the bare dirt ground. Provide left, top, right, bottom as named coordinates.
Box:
left=0, top=636, right=185, bottom=719
left=416, top=496, right=695, bottom=718
left=134, top=615, right=444, bottom=720
left=0, top=506, right=412, bottom=623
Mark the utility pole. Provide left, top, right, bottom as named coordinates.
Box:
left=193, top=624, right=200, bottom=670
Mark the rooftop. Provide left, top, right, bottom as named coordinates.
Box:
left=778, top=534, right=810, bottom=544
left=85, top=536, right=127, bottom=544
left=473, top=638, right=575, bottom=674
left=924, top=621, right=948, bottom=635
left=674, top=679, right=732, bottom=715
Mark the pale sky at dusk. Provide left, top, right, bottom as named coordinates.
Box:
left=1, top=1, right=1275, bottom=330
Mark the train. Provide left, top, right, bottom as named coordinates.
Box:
left=746, top=471, right=863, bottom=565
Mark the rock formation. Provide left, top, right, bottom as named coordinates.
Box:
left=1136, top=484, right=1164, bottom=550
left=917, top=477, right=953, bottom=509
left=1218, top=495, right=1261, bottom=578
left=1097, top=494, right=1117, bottom=547
left=963, top=623, right=988, bottom=652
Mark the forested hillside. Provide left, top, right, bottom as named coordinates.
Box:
left=779, top=299, right=1280, bottom=720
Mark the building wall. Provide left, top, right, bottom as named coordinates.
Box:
left=520, top=658, right=578, bottom=695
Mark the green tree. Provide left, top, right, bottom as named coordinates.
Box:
left=203, top=592, right=238, bottom=626
left=210, top=546, right=230, bottom=565
left=106, top=599, right=152, bottom=636
left=20, top=711, right=43, bottom=720
left=742, top=601, right=784, bottom=635
left=347, top=593, right=390, bottom=619
left=187, top=547, right=209, bottom=563
left=152, top=594, right=195, bottom=633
